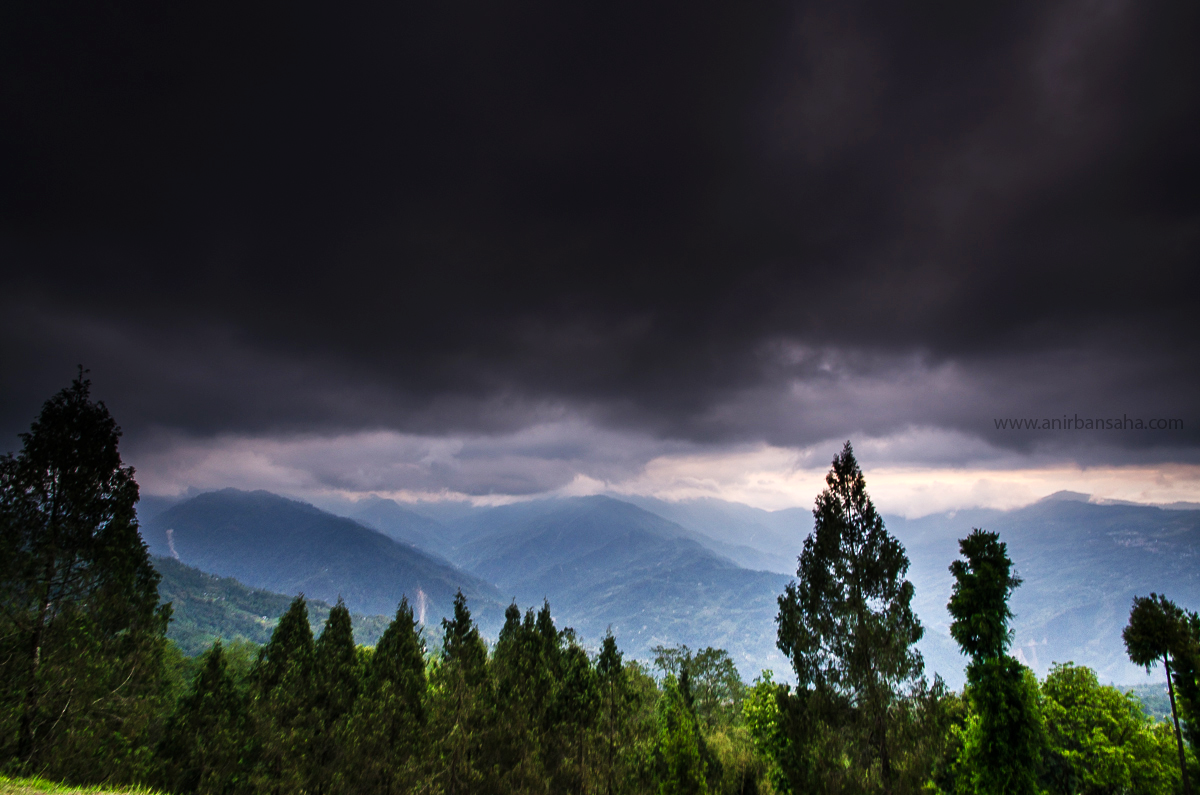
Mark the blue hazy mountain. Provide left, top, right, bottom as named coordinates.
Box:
left=140, top=489, right=503, bottom=627
left=617, top=494, right=809, bottom=572
left=347, top=495, right=454, bottom=557
left=888, top=493, right=1200, bottom=687
left=622, top=491, right=1200, bottom=687
left=142, top=488, right=1199, bottom=687
left=442, top=496, right=792, bottom=675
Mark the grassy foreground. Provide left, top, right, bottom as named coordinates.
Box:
left=0, top=776, right=166, bottom=795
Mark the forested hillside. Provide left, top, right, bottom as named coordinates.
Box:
left=153, top=556, right=390, bottom=654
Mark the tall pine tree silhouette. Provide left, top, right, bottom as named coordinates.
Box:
left=0, top=372, right=168, bottom=781
left=250, top=596, right=316, bottom=795
left=431, top=590, right=489, bottom=795
left=776, top=441, right=924, bottom=794
left=158, top=640, right=247, bottom=794
left=344, top=597, right=427, bottom=795
left=310, top=599, right=358, bottom=795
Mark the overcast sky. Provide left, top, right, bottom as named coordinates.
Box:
left=3, top=0, right=1197, bottom=515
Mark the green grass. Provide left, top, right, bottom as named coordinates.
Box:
left=0, top=775, right=166, bottom=795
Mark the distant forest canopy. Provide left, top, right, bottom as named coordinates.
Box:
left=1, top=378, right=1198, bottom=794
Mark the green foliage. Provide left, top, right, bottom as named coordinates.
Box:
left=1174, top=610, right=1200, bottom=777
left=554, top=640, right=600, bottom=793
left=597, top=634, right=654, bottom=795
left=653, top=646, right=745, bottom=731
left=1122, top=683, right=1174, bottom=722
left=9, top=388, right=1193, bottom=795
left=156, top=641, right=247, bottom=795
left=341, top=597, right=427, bottom=795
left=1041, top=662, right=1180, bottom=795
left=947, top=531, right=1021, bottom=661
left=309, top=600, right=359, bottom=795
left=1124, top=593, right=1189, bottom=670
left=948, top=529, right=1045, bottom=795
left=152, top=556, right=390, bottom=655
left=0, top=374, right=169, bottom=783
left=655, top=676, right=709, bottom=795
left=247, top=596, right=316, bottom=795
left=486, top=601, right=552, bottom=792
left=742, top=672, right=788, bottom=793
left=775, top=441, right=927, bottom=794
left=1123, top=592, right=1197, bottom=795
left=429, top=590, right=490, bottom=795
left=954, top=659, right=1045, bottom=795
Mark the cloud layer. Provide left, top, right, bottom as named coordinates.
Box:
left=2, top=0, right=1197, bottom=499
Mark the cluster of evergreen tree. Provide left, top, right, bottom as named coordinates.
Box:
left=2, top=380, right=1198, bottom=795
left=758, top=442, right=1200, bottom=795
left=152, top=579, right=1193, bottom=795
left=156, top=589, right=782, bottom=795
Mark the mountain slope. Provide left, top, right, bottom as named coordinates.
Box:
left=611, top=492, right=1200, bottom=687
left=347, top=496, right=453, bottom=557
left=154, top=556, right=390, bottom=655
left=141, top=489, right=503, bottom=626
left=444, top=496, right=792, bottom=675
left=887, top=493, right=1200, bottom=686
left=618, top=494, right=808, bottom=573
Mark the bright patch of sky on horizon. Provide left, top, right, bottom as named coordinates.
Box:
left=130, top=427, right=1200, bottom=519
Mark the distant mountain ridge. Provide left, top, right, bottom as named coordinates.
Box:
left=140, top=489, right=504, bottom=628
left=347, top=496, right=454, bottom=558
left=887, top=495, right=1200, bottom=686
left=142, top=488, right=1200, bottom=687
left=440, top=496, right=792, bottom=674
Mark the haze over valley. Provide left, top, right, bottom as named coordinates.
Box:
left=140, top=486, right=1200, bottom=688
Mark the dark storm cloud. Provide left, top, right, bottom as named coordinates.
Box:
left=2, top=0, right=1197, bottom=459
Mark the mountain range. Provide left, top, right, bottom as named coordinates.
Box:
left=140, top=489, right=504, bottom=627
left=141, top=488, right=1200, bottom=687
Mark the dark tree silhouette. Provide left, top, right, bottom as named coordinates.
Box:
left=0, top=371, right=168, bottom=779
left=1124, top=592, right=1193, bottom=795
left=776, top=441, right=924, bottom=794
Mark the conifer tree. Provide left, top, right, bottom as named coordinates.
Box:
left=431, top=590, right=489, bottom=795
left=249, top=595, right=316, bottom=795
left=597, top=631, right=630, bottom=795
left=490, top=602, right=550, bottom=793
left=158, top=641, right=247, bottom=795
left=0, top=373, right=169, bottom=781
left=948, top=529, right=1044, bottom=795
left=342, top=597, right=427, bottom=795
left=775, top=441, right=924, bottom=794
left=310, top=599, right=359, bottom=795
left=533, top=600, right=572, bottom=786
left=553, top=641, right=599, bottom=793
